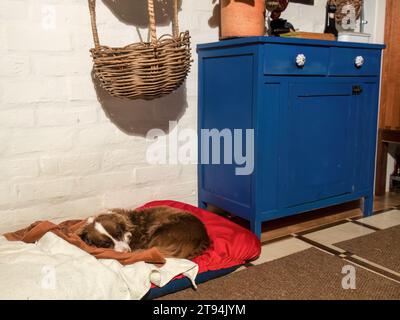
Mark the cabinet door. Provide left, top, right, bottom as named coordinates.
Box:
left=279, top=83, right=356, bottom=208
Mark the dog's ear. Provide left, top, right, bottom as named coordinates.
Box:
left=78, top=229, right=86, bottom=239
left=79, top=230, right=93, bottom=245
left=75, top=217, right=94, bottom=238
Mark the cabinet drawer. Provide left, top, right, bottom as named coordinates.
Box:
left=264, top=44, right=329, bottom=75
left=329, top=48, right=381, bottom=76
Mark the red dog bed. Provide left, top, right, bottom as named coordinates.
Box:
left=139, top=200, right=261, bottom=276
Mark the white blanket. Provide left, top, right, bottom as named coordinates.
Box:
left=0, top=233, right=198, bottom=300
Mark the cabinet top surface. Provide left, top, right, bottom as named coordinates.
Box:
left=197, top=36, right=385, bottom=51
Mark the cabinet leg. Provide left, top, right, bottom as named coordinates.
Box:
left=250, top=219, right=262, bottom=239
left=363, top=196, right=374, bottom=217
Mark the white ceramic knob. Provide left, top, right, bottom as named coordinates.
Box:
left=296, top=54, right=306, bottom=67
left=355, top=56, right=364, bottom=68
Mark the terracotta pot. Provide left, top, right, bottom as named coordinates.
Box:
left=220, top=0, right=266, bottom=39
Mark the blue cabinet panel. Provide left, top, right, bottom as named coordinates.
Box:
left=199, top=53, right=254, bottom=215
left=279, top=83, right=356, bottom=207
left=197, top=37, right=384, bottom=238
left=353, top=82, right=380, bottom=191
left=256, top=82, right=281, bottom=213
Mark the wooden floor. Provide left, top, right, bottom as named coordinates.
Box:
left=220, top=193, right=400, bottom=243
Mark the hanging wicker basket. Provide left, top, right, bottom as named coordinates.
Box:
left=88, top=0, right=192, bottom=100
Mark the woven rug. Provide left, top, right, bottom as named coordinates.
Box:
left=335, top=225, right=400, bottom=273
left=157, top=247, right=400, bottom=300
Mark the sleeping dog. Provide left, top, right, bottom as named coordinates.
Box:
left=78, top=206, right=210, bottom=259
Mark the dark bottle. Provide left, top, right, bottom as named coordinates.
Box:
left=324, top=1, right=338, bottom=38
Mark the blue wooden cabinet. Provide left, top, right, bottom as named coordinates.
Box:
left=197, top=37, right=385, bottom=238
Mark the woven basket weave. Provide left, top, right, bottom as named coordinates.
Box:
left=88, top=0, right=191, bottom=100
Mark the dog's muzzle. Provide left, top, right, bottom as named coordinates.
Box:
left=114, top=241, right=131, bottom=253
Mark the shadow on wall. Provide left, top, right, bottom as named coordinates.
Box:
left=210, top=0, right=221, bottom=35
left=92, top=71, right=187, bottom=137
left=92, top=0, right=187, bottom=137
left=102, top=0, right=182, bottom=30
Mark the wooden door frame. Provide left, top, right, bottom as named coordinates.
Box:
left=374, top=0, right=400, bottom=195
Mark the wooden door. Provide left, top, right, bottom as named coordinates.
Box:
left=375, top=0, right=400, bottom=195
left=379, top=0, right=400, bottom=130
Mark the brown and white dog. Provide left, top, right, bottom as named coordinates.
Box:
left=78, top=206, right=210, bottom=259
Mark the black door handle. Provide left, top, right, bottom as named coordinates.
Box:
left=352, top=85, right=363, bottom=95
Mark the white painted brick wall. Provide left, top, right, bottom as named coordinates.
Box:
left=0, top=108, right=35, bottom=127
left=0, top=55, right=30, bottom=77
left=0, top=0, right=330, bottom=228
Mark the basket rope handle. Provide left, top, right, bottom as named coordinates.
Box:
left=172, top=0, right=180, bottom=38
left=147, top=0, right=157, bottom=44
left=149, top=0, right=180, bottom=41
left=88, top=0, right=100, bottom=49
